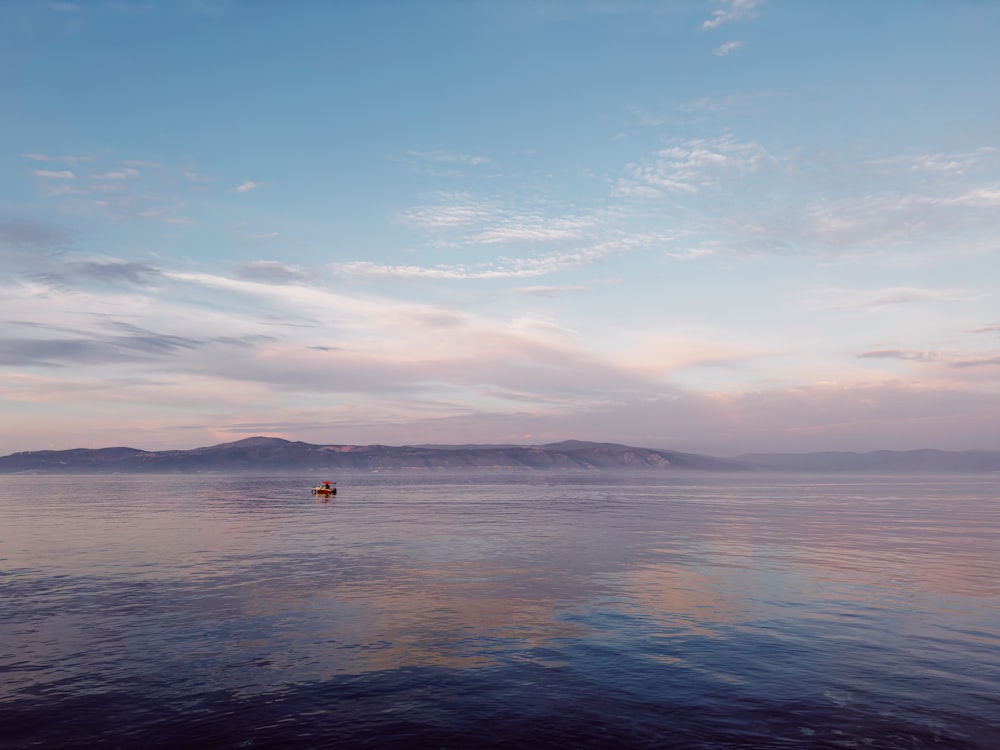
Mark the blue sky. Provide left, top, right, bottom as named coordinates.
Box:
left=2, top=0, right=999, bottom=456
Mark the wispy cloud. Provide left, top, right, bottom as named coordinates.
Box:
left=406, top=150, right=491, bottom=166
left=332, top=261, right=519, bottom=281
left=473, top=215, right=598, bottom=245
left=133, top=201, right=192, bottom=225
left=31, top=260, right=163, bottom=290
left=738, top=188, right=1000, bottom=255
left=396, top=192, right=600, bottom=246
left=396, top=193, right=497, bottom=231
left=234, top=260, right=312, bottom=284
left=805, top=287, right=978, bottom=311
left=616, top=135, right=775, bottom=196
left=233, top=180, right=259, bottom=193
left=23, top=153, right=94, bottom=166
left=514, top=284, right=587, bottom=298
left=142, top=268, right=663, bottom=405
left=867, top=147, right=997, bottom=176
left=0, top=319, right=202, bottom=368
left=714, top=40, right=745, bottom=56
left=332, top=234, right=660, bottom=281
left=92, top=168, right=141, bottom=180
left=33, top=170, right=76, bottom=180
left=28, top=154, right=199, bottom=225
left=624, top=138, right=999, bottom=257
left=5, top=249, right=999, bottom=453
left=626, top=104, right=671, bottom=128
left=663, top=243, right=720, bottom=261
left=701, top=0, right=765, bottom=30
left=857, top=349, right=938, bottom=362
left=950, top=356, right=1000, bottom=368
left=122, top=159, right=164, bottom=168
left=402, top=150, right=494, bottom=177
left=678, top=91, right=782, bottom=115
left=0, top=219, right=71, bottom=264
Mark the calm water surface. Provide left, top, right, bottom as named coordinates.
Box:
left=1, top=473, right=998, bottom=749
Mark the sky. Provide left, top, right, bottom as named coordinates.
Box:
left=2, top=0, right=999, bottom=457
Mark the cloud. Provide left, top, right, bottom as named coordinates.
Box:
left=857, top=349, right=938, bottom=362
left=804, top=287, right=978, bottom=311
left=233, top=180, right=259, bottom=193
left=714, top=40, right=745, bottom=56
left=396, top=192, right=602, bottom=247
left=0, top=219, right=70, bottom=253
left=234, top=260, right=313, bottom=284
left=396, top=193, right=497, bottom=231
left=92, top=168, right=141, bottom=180
left=332, top=261, right=516, bottom=280
left=406, top=150, right=491, bottom=166
left=950, top=356, right=1000, bottom=369
left=626, top=104, right=670, bottom=128
left=332, top=234, right=659, bottom=280
left=612, top=136, right=999, bottom=260
left=33, top=170, right=76, bottom=180
left=5, top=252, right=999, bottom=454
left=701, top=0, right=765, bottom=30
left=928, top=186, right=1000, bottom=208
left=514, top=285, right=587, bottom=298
left=134, top=201, right=192, bottom=224
left=678, top=91, right=783, bottom=115
left=122, top=160, right=164, bottom=168
left=0, top=338, right=114, bottom=368
left=0, top=322, right=202, bottom=368
left=866, top=147, right=997, bottom=176
left=616, top=135, right=775, bottom=196
left=663, top=243, right=720, bottom=261
left=712, top=167, right=1000, bottom=252
left=23, top=153, right=94, bottom=166
left=0, top=218, right=73, bottom=271
left=79, top=260, right=161, bottom=285
left=733, top=184, right=1000, bottom=256
left=144, top=269, right=663, bottom=404
left=269, top=380, right=1000, bottom=455
left=472, top=215, right=598, bottom=245
left=31, top=260, right=163, bottom=289
left=28, top=154, right=201, bottom=225
left=402, top=150, right=492, bottom=177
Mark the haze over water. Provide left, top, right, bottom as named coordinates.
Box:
left=2, top=473, right=999, bottom=749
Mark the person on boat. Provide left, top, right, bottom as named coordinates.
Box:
left=323, top=481, right=333, bottom=490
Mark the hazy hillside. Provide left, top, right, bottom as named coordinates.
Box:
left=0, top=437, right=741, bottom=474
left=2, top=438, right=997, bottom=474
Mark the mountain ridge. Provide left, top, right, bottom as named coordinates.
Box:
left=1, top=437, right=998, bottom=474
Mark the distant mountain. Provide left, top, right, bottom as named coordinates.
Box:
left=0, top=437, right=742, bottom=474
left=729, top=449, right=1000, bottom=473
left=1, top=438, right=997, bottom=474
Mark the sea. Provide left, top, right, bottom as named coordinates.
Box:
left=1, top=472, right=998, bottom=749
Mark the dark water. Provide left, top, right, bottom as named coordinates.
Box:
left=1, top=472, right=998, bottom=749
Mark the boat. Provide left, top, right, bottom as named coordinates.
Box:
left=312, top=481, right=337, bottom=496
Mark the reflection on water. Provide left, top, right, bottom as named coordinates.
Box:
left=1, top=473, right=999, bottom=748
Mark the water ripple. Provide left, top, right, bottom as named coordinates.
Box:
left=1, top=473, right=998, bottom=748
